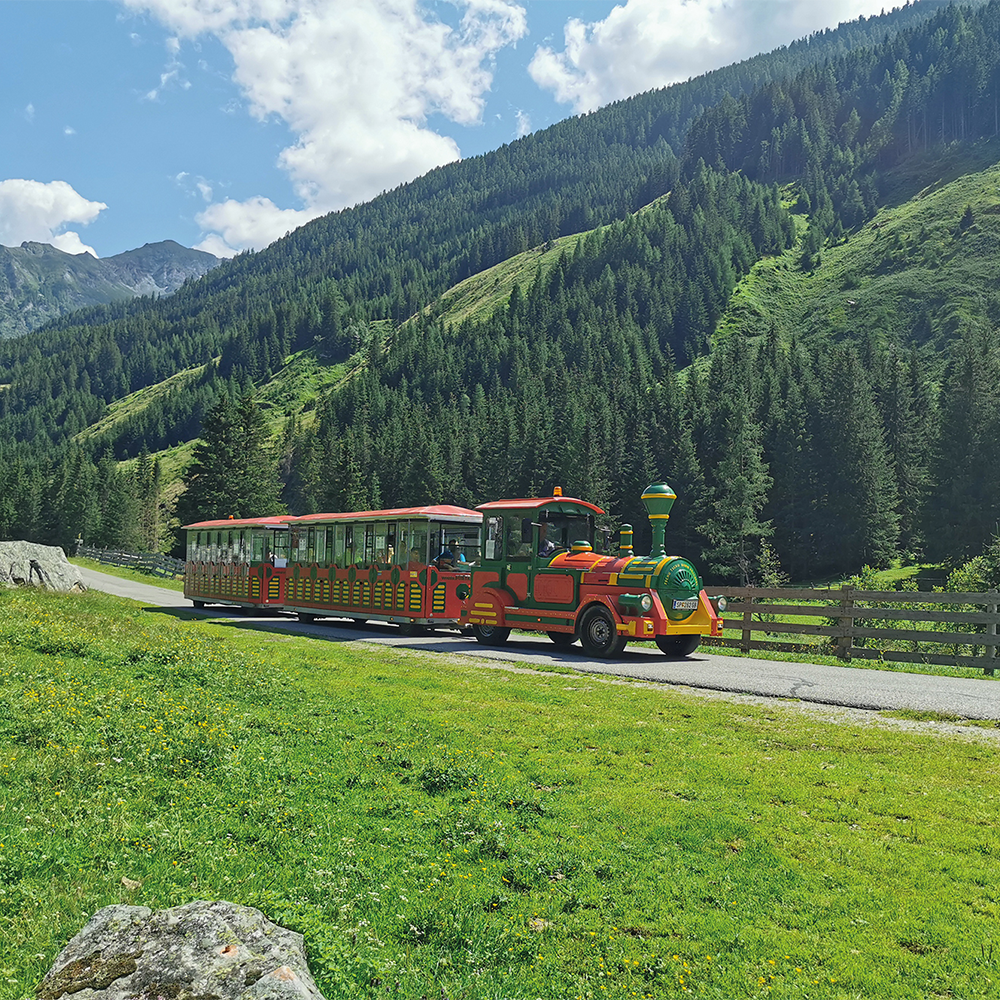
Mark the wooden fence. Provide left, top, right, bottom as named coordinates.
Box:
left=77, top=544, right=185, bottom=580
left=704, top=586, right=1000, bottom=675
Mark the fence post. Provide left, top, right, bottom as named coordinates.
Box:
left=741, top=587, right=754, bottom=653
left=837, top=585, right=854, bottom=661
left=988, top=589, right=998, bottom=677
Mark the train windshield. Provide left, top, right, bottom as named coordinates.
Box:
left=539, top=512, right=595, bottom=551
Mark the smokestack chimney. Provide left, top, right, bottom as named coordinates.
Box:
left=641, top=482, right=677, bottom=556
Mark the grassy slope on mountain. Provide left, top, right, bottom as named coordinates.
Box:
left=715, top=141, right=1000, bottom=354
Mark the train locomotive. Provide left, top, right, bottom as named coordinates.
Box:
left=461, top=482, right=723, bottom=657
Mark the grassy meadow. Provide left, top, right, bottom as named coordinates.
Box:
left=2, top=586, right=1000, bottom=999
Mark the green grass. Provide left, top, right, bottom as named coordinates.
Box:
left=715, top=142, right=1000, bottom=358
left=3, top=588, right=1000, bottom=999
left=74, top=363, right=211, bottom=445
left=421, top=231, right=591, bottom=330
left=70, top=556, right=185, bottom=592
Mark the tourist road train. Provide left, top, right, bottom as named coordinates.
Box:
left=182, top=484, right=725, bottom=658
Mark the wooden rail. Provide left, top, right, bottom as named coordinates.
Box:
left=704, top=586, right=1000, bottom=675
left=77, top=544, right=185, bottom=580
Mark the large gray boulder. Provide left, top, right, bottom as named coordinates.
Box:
left=0, top=540, right=86, bottom=592
left=37, top=901, right=328, bottom=1000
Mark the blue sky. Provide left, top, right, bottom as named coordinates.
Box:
left=1, top=0, right=903, bottom=259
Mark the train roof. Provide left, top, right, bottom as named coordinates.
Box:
left=288, top=505, right=481, bottom=524
left=182, top=515, right=290, bottom=530
left=477, top=495, right=605, bottom=515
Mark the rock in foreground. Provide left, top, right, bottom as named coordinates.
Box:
left=0, top=540, right=86, bottom=592
left=37, top=901, right=327, bottom=1000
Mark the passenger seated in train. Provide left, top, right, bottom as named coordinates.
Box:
left=436, top=538, right=470, bottom=571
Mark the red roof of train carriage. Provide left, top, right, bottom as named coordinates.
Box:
left=182, top=515, right=290, bottom=530
left=477, top=495, right=605, bottom=515
left=289, top=505, right=481, bottom=523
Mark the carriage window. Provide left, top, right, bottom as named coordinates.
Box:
left=333, top=524, right=346, bottom=566
left=306, top=527, right=316, bottom=563
left=484, top=517, right=502, bottom=560
left=393, top=521, right=409, bottom=565
left=374, top=522, right=388, bottom=565
left=408, top=525, right=427, bottom=565
left=359, top=523, right=375, bottom=566
left=506, top=516, right=531, bottom=561
left=251, top=533, right=265, bottom=562
left=271, top=531, right=288, bottom=566
left=344, top=525, right=357, bottom=565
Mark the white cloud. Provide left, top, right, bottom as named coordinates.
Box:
left=144, top=33, right=189, bottom=100
left=64, top=126, right=77, bottom=136
left=122, top=0, right=528, bottom=253
left=24, top=103, right=35, bottom=123
left=515, top=108, right=531, bottom=138
left=194, top=196, right=313, bottom=256
left=0, top=179, right=107, bottom=257
left=529, top=0, right=895, bottom=114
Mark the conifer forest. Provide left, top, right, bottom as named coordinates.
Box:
left=3, top=0, right=1000, bottom=584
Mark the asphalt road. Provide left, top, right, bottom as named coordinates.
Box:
left=76, top=565, right=1000, bottom=721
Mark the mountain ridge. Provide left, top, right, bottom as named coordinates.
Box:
left=0, top=239, right=220, bottom=339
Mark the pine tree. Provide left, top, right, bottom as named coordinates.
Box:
left=817, top=345, right=900, bottom=570
left=175, top=393, right=286, bottom=524
left=699, top=337, right=772, bottom=583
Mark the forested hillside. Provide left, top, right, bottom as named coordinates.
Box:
left=2, top=0, right=1000, bottom=584
left=0, top=0, right=961, bottom=455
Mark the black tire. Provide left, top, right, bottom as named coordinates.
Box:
left=656, top=634, right=701, bottom=657
left=547, top=631, right=576, bottom=647
left=578, top=606, right=626, bottom=658
left=473, top=623, right=510, bottom=646
left=298, top=611, right=317, bottom=623
left=192, top=600, right=205, bottom=609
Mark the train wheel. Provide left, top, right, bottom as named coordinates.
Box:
left=579, top=606, right=626, bottom=658
left=192, top=600, right=205, bottom=609
left=547, top=631, right=576, bottom=647
left=298, top=611, right=317, bottom=623
left=473, top=623, right=510, bottom=646
left=655, top=634, right=701, bottom=657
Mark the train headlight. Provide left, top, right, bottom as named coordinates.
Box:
left=712, top=595, right=728, bottom=613
left=619, top=593, right=653, bottom=614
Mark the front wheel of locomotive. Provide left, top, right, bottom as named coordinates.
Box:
left=655, top=634, right=701, bottom=657
left=473, top=623, right=511, bottom=646
left=579, top=606, right=626, bottom=658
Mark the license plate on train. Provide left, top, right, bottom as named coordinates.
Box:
left=672, top=599, right=698, bottom=610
